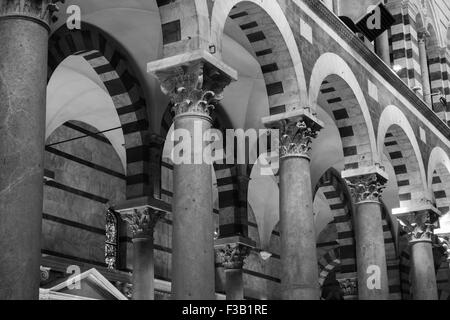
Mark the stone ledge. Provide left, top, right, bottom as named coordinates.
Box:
left=147, top=49, right=238, bottom=82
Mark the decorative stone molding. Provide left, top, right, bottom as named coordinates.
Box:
left=121, top=208, right=165, bottom=239
left=338, top=278, right=358, bottom=297
left=278, top=120, right=319, bottom=159
left=147, top=51, right=237, bottom=118
left=262, top=108, right=323, bottom=160
left=215, top=243, right=251, bottom=270
left=113, top=197, right=170, bottom=241
left=105, top=209, right=119, bottom=270
left=342, top=166, right=388, bottom=204
left=394, top=204, right=441, bottom=243
left=399, top=220, right=434, bottom=243
left=417, top=29, right=431, bottom=42
left=40, top=266, right=51, bottom=282
left=214, top=236, right=255, bottom=270
left=0, top=0, right=64, bottom=28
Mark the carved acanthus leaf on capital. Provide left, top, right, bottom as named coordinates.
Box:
left=0, top=0, right=64, bottom=26
left=338, top=278, right=358, bottom=297
left=399, top=220, right=434, bottom=242
left=121, top=208, right=165, bottom=238
left=215, top=243, right=251, bottom=270
left=156, top=61, right=231, bottom=118
left=345, top=173, right=387, bottom=203
left=398, top=208, right=439, bottom=243
left=279, top=120, right=320, bottom=159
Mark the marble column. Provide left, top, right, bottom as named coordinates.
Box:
left=263, top=109, right=323, bottom=300
left=342, top=166, right=390, bottom=300
left=0, top=0, right=59, bottom=300
left=115, top=197, right=169, bottom=300
left=147, top=51, right=237, bottom=300
left=394, top=204, right=440, bottom=300
left=215, top=236, right=254, bottom=300
left=418, top=31, right=432, bottom=105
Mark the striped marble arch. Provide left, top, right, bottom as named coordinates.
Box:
left=48, top=23, right=150, bottom=200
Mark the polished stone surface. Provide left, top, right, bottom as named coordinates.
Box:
left=410, top=241, right=438, bottom=300
left=279, top=156, right=319, bottom=300
left=353, top=202, right=389, bottom=300
left=171, top=113, right=215, bottom=300
left=0, top=18, right=48, bottom=299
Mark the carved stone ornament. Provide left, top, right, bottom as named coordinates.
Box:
left=400, top=221, right=434, bottom=242
left=0, top=0, right=65, bottom=27
left=278, top=120, right=320, bottom=159
left=121, top=208, right=165, bottom=239
left=215, top=243, right=251, bottom=270
left=338, top=278, right=358, bottom=297
left=345, top=173, right=387, bottom=203
left=398, top=209, right=439, bottom=243
left=105, top=209, right=119, bottom=270
left=155, top=60, right=232, bottom=118
left=40, top=266, right=51, bottom=282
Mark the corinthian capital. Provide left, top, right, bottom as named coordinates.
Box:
left=393, top=203, right=441, bottom=243
left=262, top=108, right=323, bottom=159
left=0, top=0, right=63, bottom=28
left=214, top=236, right=255, bottom=270
left=120, top=208, right=165, bottom=239
left=113, top=197, right=170, bottom=239
left=417, top=28, right=431, bottom=42
left=147, top=50, right=237, bottom=118
left=215, top=243, right=251, bottom=270
left=342, top=165, right=388, bottom=204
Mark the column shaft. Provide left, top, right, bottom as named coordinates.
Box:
left=0, top=18, right=48, bottom=300
left=418, top=38, right=432, bottom=105
left=354, top=202, right=389, bottom=300
left=172, top=114, right=215, bottom=300
left=410, top=241, right=438, bottom=300
left=280, top=156, right=319, bottom=300
left=225, top=269, right=244, bottom=300
left=132, top=236, right=155, bottom=300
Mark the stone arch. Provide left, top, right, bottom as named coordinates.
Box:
left=428, top=147, right=450, bottom=227
left=43, top=120, right=127, bottom=271
left=314, top=168, right=356, bottom=279
left=424, top=0, right=445, bottom=48
left=377, top=105, right=429, bottom=207
left=48, top=23, right=150, bottom=200
left=248, top=154, right=280, bottom=253
left=318, top=248, right=341, bottom=287
left=428, top=147, right=450, bottom=192
left=426, top=22, right=440, bottom=48
left=308, top=52, right=377, bottom=169
left=210, top=0, right=308, bottom=113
